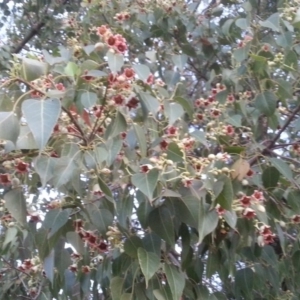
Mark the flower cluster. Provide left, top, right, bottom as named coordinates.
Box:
left=73, top=219, right=109, bottom=253
left=257, top=225, right=276, bottom=246
left=96, top=25, right=128, bottom=54
left=238, top=190, right=265, bottom=220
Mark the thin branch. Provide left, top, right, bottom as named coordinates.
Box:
left=268, top=104, right=300, bottom=149
left=12, top=21, right=45, bottom=54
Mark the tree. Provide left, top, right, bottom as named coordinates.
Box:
left=1, top=0, right=300, bottom=298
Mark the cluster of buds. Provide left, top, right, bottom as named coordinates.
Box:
left=268, top=52, right=284, bottom=67
left=114, top=12, right=131, bottom=22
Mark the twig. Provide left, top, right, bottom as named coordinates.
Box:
left=268, top=104, right=300, bottom=149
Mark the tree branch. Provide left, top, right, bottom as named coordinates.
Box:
left=12, top=21, right=45, bottom=54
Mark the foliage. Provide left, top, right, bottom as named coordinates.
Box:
left=1, top=0, right=300, bottom=299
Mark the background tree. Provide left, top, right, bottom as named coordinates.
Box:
left=1, top=0, right=300, bottom=299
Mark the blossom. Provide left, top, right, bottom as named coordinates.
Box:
left=182, top=178, right=193, bottom=187
left=166, top=126, right=178, bottom=136
left=97, top=25, right=109, bottom=36
left=123, top=68, right=135, bottom=79
left=140, top=164, right=153, bottom=173
left=242, top=208, right=256, bottom=219
left=113, top=94, right=125, bottom=106
left=251, top=190, right=264, bottom=201
left=216, top=204, right=226, bottom=216
left=15, top=160, right=29, bottom=173
left=292, top=215, right=300, bottom=224
left=160, top=140, right=169, bottom=150
left=126, top=97, right=139, bottom=110
left=0, top=173, right=11, bottom=186
left=240, top=195, right=251, bottom=207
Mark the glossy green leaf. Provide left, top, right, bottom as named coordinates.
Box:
left=133, top=123, right=147, bottom=157
left=0, top=112, right=20, bottom=144
left=124, top=236, right=144, bottom=258
left=133, top=64, right=151, bottom=81
left=164, top=264, right=185, bottom=300
left=148, top=206, right=175, bottom=246
left=262, top=166, right=280, bottom=189
left=22, top=98, right=61, bottom=150
left=132, top=169, right=159, bottom=199
left=110, top=277, right=124, bottom=300
left=166, top=142, right=184, bottom=162
left=215, top=176, right=234, bottom=210
left=34, top=156, right=56, bottom=187
left=22, top=58, right=48, bottom=81
left=269, top=158, right=294, bottom=182
left=80, top=91, right=97, bottom=108
left=254, top=91, right=277, bottom=117
left=165, top=103, right=184, bottom=125
left=107, top=50, right=124, bottom=73
left=43, top=209, right=71, bottom=238
left=138, top=248, right=160, bottom=287
left=4, top=188, right=27, bottom=226
left=91, top=208, right=114, bottom=234
left=43, top=249, right=55, bottom=285
left=139, top=92, right=160, bottom=116
left=190, top=130, right=208, bottom=147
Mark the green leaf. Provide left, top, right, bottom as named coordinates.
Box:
left=124, top=236, right=144, bottom=258
left=142, top=233, right=161, bottom=256
left=138, top=248, right=160, bottom=288
left=16, top=125, right=38, bottom=149
left=172, top=54, right=188, bottom=71
left=3, top=227, right=18, bottom=248
left=22, top=98, right=61, bottom=150
left=105, top=111, right=127, bottom=139
left=97, top=176, right=113, bottom=199
left=269, top=158, right=294, bottom=182
left=223, top=210, right=237, bottom=229
left=190, top=130, right=208, bottom=147
left=166, top=142, right=184, bottom=162
left=0, top=112, right=20, bottom=144
left=173, top=96, right=193, bottom=118
left=259, top=13, right=280, bottom=32
left=105, top=137, right=122, bottom=167
left=21, top=58, right=48, bottom=81
left=107, top=50, right=124, bottom=73
left=139, top=92, right=160, bottom=116
left=235, top=268, right=254, bottom=298
left=227, top=114, right=242, bottom=127
left=276, top=79, right=293, bottom=100
left=64, top=62, right=80, bottom=78
left=52, top=155, right=80, bottom=188
left=4, top=188, right=27, bottom=226
left=262, top=166, right=280, bottom=189
left=80, top=91, right=97, bottom=108
left=133, top=64, right=151, bottom=81
left=43, top=209, right=71, bottom=238
left=43, top=249, right=54, bottom=285
left=91, top=208, right=114, bottom=235
left=254, top=91, right=277, bottom=116
left=164, top=264, right=185, bottom=300
left=215, top=176, right=234, bottom=210
left=133, top=123, right=147, bottom=157
left=235, top=18, right=249, bottom=30
left=287, top=191, right=300, bottom=213
left=132, top=169, right=159, bottom=199
left=110, top=277, right=124, bottom=300
left=148, top=206, right=175, bottom=246
left=165, top=103, right=184, bottom=125
left=34, top=156, right=56, bottom=187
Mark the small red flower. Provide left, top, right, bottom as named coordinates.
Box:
left=197, top=114, right=204, bottom=121
left=252, top=190, right=264, bottom=201
left=97, top=25, right=108, bottom=36
left=81, top=265, right=91, bottom=274
left=55, top=83, right=65, bottom=91
left=140, top=164, right=152, bottom=173
left=211, top=109, right=221, bottom=118
left=211, top=88, right=218, bottom=95
left=120, top=132, right=127, bottom=139
left=224, top=125, right=234, bottom=136
left=106, top=35, right=116, bottom=47
left=116, top=42, right=127, bottom=54
left=15, top=161, right=29, bottom=173
left=69, top=264, right=78, bottom=272
left=123, top=68, right=135, bottom=79
left=263, top=234, right=275, bottom=244
left=182, top=178, right=193, bottom=187
left=216, top=204, right=226, bottom=216
left=146, top=74, right=154, bottom=85
left=242, top=208, right=256, bottom=219
left=98, top=242, right=108, bottom=252
left=292, top=215, right=300, bottom=224
left=29, top=213, right=41, bottom=223
left=208, top=95, right=215, bottom=103
left=240, top=195, right=251, bottom=207
left=0, top=174, right=11, bottom=186
left=113, top=94, right=125, bottom=106
left=126, top=97, right=139, bottom=110
left=227, top=94, right=235, bottom=103
left=166, top=126, right=178, bottom=136
left=160, top=140, right=168, bottom=150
